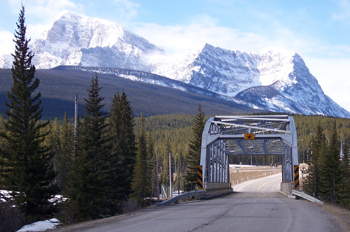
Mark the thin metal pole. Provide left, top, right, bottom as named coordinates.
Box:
left=156, top=146, right=159, bottom=201
left=169, top=152, right=172, bottom=198
left=74, top=94, right=78, bottom=157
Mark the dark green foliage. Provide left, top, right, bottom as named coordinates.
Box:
left=109, top=91, right=136, bottom=202
left=185, top=105, right=205, bottom=188
left=161, top=140, right=171, bottom=185
left=293, top=115, right=350, bottom=162
left=131, top=114, right=148, bottom=201
left=304, top=122, right=326, bottom=198
left=0, top=115, right=5, bottom=186
left=340, top=140, right=350, bottom=207
left=146, top=131, right=156, bottom=197
left=0, top=6, right=58, bottom=222
left=65, top=74, right=112, bottom=221
left=319, top=121, right=342, bottom=202
left=56, top=113, right=74, bottom=191
left=0, top=67, right=258, bottom=120
left=303, top=120, right=350, bottom=206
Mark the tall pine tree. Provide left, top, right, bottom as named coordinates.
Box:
left=304, top=121, right=326, bottom=198
left=0, top=5, right=58, bottom=222
left=319, top=121, right=342, bottom=202
left=66, top=74, right=112, bottom=221
left=109, top=91, right=136, bottom=203
left=56, top=113, right=74, bottom=192
left=340, top=139, right=350, bottom=207
left=131, top=113, right=148, bottom=202
left=185, top=105, right=205, bottom=189
left=146, top=131, right=156, bottom=197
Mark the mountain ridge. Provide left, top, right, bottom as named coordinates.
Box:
left=0, top=11, right=348, bottom=118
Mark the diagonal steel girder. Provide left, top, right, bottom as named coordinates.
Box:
left=200, top=115, right=298, bottom=186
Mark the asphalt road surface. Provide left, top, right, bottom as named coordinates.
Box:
left=54, top=173, right=344, bottom=232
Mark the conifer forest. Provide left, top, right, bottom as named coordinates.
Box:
left=2, top=5, right=350, bottom=231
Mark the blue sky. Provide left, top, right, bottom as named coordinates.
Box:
left=1, top=0, right=350, bottom=112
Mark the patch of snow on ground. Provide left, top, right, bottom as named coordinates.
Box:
left=17, top=218, right=61, bottom=232
left=0, top=189, right=14, bottom=201
left=229, top=164, right=257, bottom=168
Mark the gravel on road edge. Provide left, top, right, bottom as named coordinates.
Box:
left=321, top=203, right=350, bottom=231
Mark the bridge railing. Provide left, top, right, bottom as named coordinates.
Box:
left=205, top=182, right=232, bottom=195
left=157, top=190, right=206, bottom=206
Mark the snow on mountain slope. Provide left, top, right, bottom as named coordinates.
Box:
left=0, top=11, right=348, bottom=118
left=150, top=44, right=297, bottom=96
left=149, top=44, right=350, bottom=118
left=54, top=65, right=262, bottom=109
left=0, top=10, right=163, bottom=69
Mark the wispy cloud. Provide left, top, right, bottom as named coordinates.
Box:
left=133, top=15, right=268, bottom=55
left=113, top=0, right=139, bottom=21
left=306, top=57, right=350, bottom=111
left=333, top=0, right=350, bottom=21
left=133, top=14, right=350, bottom=111
left=134, top=13, right=350, bottom=60
left=8, top=0, right=83, bottom=40
left=0, top=29, right=14, bottom=55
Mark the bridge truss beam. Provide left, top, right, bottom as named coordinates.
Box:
left=200, top=115, right=298, bottom=187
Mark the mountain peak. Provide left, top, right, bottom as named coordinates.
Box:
left=28, top=11, right=163, bottom=69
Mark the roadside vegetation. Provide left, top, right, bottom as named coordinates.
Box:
left=2, top=5, right=350, bottom=232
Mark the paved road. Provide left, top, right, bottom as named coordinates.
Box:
left=54, top=174, right=344, bottom=232
left=232, top=172, right=282, bottom=192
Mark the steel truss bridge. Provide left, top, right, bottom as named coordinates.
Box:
left=200, top=115, right=298, bottom=193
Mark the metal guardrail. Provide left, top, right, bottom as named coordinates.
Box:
left=157, top=190, right=206, bottom=206
left=292, top=190, right=323, bottom=204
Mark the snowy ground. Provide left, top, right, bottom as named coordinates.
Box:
left=17, top=218, right=61, bottom=232
left=0, top=190, right=66, bottom=231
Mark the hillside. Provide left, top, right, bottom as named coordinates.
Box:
left=0, top=68, right=258, bottom=120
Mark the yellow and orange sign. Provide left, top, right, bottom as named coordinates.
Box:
left=244, top=133, right=255, bottom=140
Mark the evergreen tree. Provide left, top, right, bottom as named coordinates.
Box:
left=161, top=140, right=171, bottom=185
left=66, top=74, right=112, bottom=221
left=146, top=131, right=156, bottom=197
left=304, top=121, right=326, bottom=198
left=56, top=113, right=74, bottom=191
left=47, top=118, right=60, bottom=183
left=319, top=121, right=342, bottom=202
left=0, top=5, right=58, bottom=222
left=0, top=115, right=5, bottom=186
left=109, top=91, right=136, bottom=203
left=185, top=105, right=205, bottom=189
left=131, top=113, right=148, bottom=202
left=340, top=139, right=350, bottom=207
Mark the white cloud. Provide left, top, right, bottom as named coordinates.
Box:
left=333, top=0, right=350, bottom=21
left=0, top=30, right=14, bottom=55
left=8, top=0, right=84, bottom=40
left=305, top=57, right=350, bottom=112
left=133, top=15, right=269, bottom=55
left=133, top=15, right=350, bottom=112
left=113, top=0, right=139, bottom=21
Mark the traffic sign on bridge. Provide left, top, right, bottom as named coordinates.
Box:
left=244, top=133, right=255, bottom=139
left=200, top=115, right=299, bottom=192
left=197, top=165, right=203, bottom=190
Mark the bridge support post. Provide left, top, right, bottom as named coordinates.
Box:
left=200, top=115, right=298, bottom=195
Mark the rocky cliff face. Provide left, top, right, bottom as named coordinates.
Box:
left=0, top=11, right=163, bottom=69
left=1, top=11, right=348, bottom=118
left=150, top=44, right=350, bottom=117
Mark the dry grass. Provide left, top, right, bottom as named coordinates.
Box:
left=321, top=203, right=350, bottom=231
left=230, top=166, right=282, bottom=186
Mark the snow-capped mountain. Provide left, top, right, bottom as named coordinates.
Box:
left=149, top=44, right=350, bottom=117
left=0, top=11, right=349, bottom=118
left=0, top=11, right=163, bottom=69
